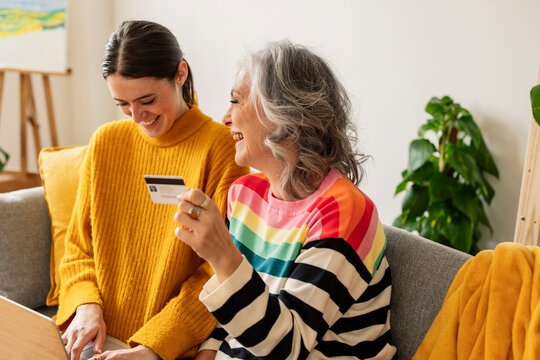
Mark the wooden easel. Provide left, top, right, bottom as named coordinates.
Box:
left=514, top=61, right=540, bottom=246
left=0, top=67, right=70, bottom=192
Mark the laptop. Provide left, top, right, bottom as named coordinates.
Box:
left=0, top=295, right=129, bottom=360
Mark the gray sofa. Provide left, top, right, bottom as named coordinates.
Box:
left=0, top=186, right=472, bottom=359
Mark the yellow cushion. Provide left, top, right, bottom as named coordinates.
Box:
left=38, top=145, right=87, bottom=306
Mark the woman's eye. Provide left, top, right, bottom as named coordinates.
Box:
left=142, top=99, right=155, bottom=105
left=230, top=99, right=239, bottom=104
left=115, top=103, right=127, bottom=107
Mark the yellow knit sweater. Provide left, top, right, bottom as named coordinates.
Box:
left=57, top=106, right=249, bottom=360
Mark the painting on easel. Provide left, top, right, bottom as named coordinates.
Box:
left=0, top=0, right=67, bottom=73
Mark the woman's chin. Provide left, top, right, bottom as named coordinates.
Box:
left=234, top=153, right=249, bottom=167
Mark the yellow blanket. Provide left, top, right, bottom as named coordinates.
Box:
left=414, top=242, right=540, bottom=360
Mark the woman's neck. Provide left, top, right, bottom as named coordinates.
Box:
left=266, top=167, right=328, bottom=202
left=269, top=180, right=292, bottom=201
left=260, top=163, right=293, bottom=202
left=260, top=142, right=301, bottom=202
left=175, top=100, right=191, bottom=122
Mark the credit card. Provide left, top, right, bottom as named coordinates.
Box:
left=144, top=175, right=187, bottom=204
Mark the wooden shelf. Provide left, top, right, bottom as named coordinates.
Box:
left=0, top=171, right=41, bottom=193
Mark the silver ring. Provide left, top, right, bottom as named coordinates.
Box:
left=200, top=195, right=211, bottom=208
left=188, top=206, right=201, bottom=220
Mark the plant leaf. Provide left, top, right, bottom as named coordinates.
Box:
left=418, top=119, right=440, bottom=137
left=477, top=203, right=493, bottom=233
left=426, top=97, right=444, bottom=116
left=419, top=217, right=438, bottom=243
left=446, top=143, right=495, bottom=203
left=392, top=213, right=418, bottom=232
left=402, top=184, right=429, bottom=218
left=482, top=181, right=495, bottom=204
left=419, top=202, right=465, bottom=247
left=445, top=143, right=483, bottom=184
left=395, top=169, right=412, bottom=195
left=441, top=217, right=474, bottom=253
left=440, top=96, right=454, bottom=106
left=0, top=148, right=9, bottom=172
left=395, top=163, right=437, bottom=195
left=457, top=114, right=484, bottom=148
left=408, top=139, right=436, bottom=172
left=426, top=202, right=452, bottom=232
left=531, top=84, right=540, bottom=127
left=472, top=144, right=499, bottom=178
left=407, top=161, right=437, bottom=186
left=458, top=115, right=499, bottom=177
left=428, top=173, right=456, bottom=202
left=453, top=186, right=480, bottom=223
left=395, top=178, right=409, bottom=195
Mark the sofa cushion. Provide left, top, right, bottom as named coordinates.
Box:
left=38, top=145, right=87, bottom=306
left=0, top=187, right=52, bottom=309
left=384, top=225, right=472, bottom=360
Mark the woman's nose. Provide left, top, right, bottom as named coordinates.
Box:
left=222, top=107, right=232, bottom=127
left=130, top=105, right=146, bottom=122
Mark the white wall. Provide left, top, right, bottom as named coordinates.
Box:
left=1, top=0, right=539, bottom=249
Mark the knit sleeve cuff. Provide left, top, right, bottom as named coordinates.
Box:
left=56, top=281, right=102, bottom=329
left=199, top=256, right=253, bottom=312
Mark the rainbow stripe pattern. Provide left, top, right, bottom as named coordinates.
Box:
left=228, top=169, right=386, bottom=279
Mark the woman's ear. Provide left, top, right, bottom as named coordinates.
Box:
left=176, top=60, right=188, bottom=86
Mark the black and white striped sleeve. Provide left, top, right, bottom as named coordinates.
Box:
left=197, top=324, right=227, bottom=352
left=199, top=238, right=393, bottom=359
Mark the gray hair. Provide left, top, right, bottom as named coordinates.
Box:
left=243, top=40, right=368, bottom=200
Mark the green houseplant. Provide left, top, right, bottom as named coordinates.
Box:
left=0, top=147, right=8, bottom=172
left=393, top=96, right=499, bottom=254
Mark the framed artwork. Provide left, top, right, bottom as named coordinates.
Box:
left=0, top=0, right=67, bottom=73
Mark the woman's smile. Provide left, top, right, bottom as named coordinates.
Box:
left=232, top=133, right=244, bottom=141
left=139, top=115, right=160, bottom=128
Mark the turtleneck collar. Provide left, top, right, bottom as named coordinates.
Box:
left=135, top=105, right=210, bottom=147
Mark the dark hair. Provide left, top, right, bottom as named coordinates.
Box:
left=102, top=20, right=195, bottom=105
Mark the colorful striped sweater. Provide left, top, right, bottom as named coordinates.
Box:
left=199, top=169, right=397, bottom=359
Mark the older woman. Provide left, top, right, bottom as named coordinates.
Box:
left=175, top=40, right=397, bottom=359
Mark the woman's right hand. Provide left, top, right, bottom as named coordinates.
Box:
left=62, top=303, right=106, bottom=360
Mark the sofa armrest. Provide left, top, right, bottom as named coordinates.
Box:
left=0, top=186, right=52, bottom=309
left=384, top=224, right=472, bottom=360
